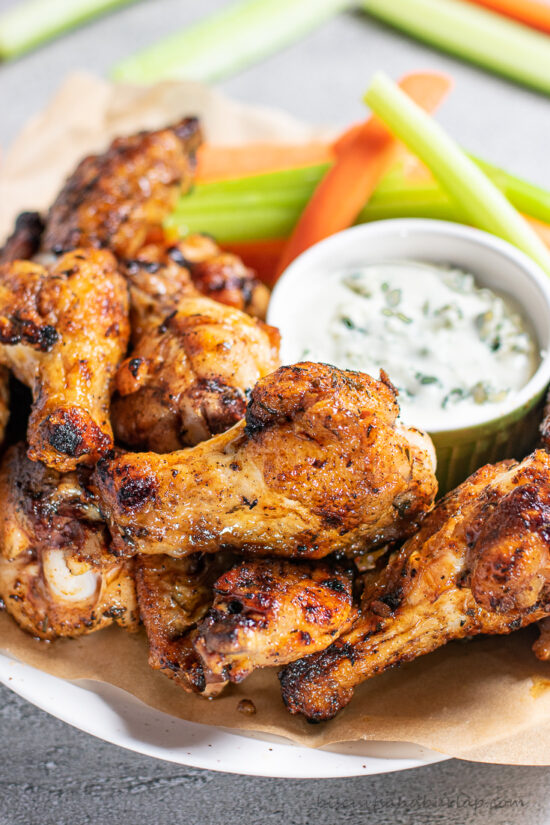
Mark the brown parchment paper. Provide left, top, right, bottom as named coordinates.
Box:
left=2, top=73, right=550, bottom=766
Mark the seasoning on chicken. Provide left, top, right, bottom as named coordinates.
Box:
left=43, top=118, right=201, bottom=258
left=122, top=245, right=198, bottom=341
left=0, top=444, right=138, bottom=640
left=280, top=450, right=550, bottom=721
left=0, top=248, right=129, bottom=470
left=94, top=362, right=438, bottom=558
left=134, top=553, right=230, bottom=697
left=167, top=234, right=269, bottom=319
left=112, top=292, right=280, bottom=452
left=0, top=367, right=10, bottom=446
left=194, top=559, right=355, bottom=683
left=110, top=239, right=279, bottom=452
left=0, top=212, right=44, bottom=265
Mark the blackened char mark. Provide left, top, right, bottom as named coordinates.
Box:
left=279, top=640, right=358, bottom=721
left=0, top=211, right=45, bottom=264
left=0, top=316, right=59, bottom=352
left=42, top=407, right=111, bottom=458
left=116, top=471, right=159, bottom=510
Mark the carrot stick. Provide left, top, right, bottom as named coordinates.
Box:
left=526, top=215, right=550, bottom=250
left=196, top=142, right=334, bottom=183
left=276, top=72, right=453, bottom=278
left=464, top=0, right=550, bottom=34
left=223, top=238, right=286, bottom=287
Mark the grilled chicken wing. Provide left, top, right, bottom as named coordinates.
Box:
left=95, top=363, right=437, bottom=559
left=0, top=212, right=44, bottom=264
left=0, top=249, right=129, bottom=470
left=168, top=234, right=269, bottom=319
left=112, top=239, right=279, bottom=452
left=135, top=553, right=230, bottom=696
left=43, top=117, right=201, bottom=258
left=0, top=444, right=138, bottom=640
left=194, top=559, right=355, bottom=683
left=280, top=450, right=550, bottom=721
left=112, top=293, right=280, bottom=452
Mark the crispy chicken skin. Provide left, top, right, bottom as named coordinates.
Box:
left=280, top=450, right=550, bottom=721
left=134, top=553, right=230, bottom=696
left=194, top=559, right=355, bottom=683
left=168, top=234, right=269, bottom=319
left=0, top=366, right=9, bottom=445
left=112, top=239, right=279, bottom=451
left=94, top=363, right=437, bottom=559
left=0, top=212, right=44, bottom=264
left=122, top=245, right=197, bottom=341
left=0, top=249, right=129, bottom=470
left=0, top=444, right=138, bottom=640
left=43, top=118, right=201, bottom=258
left=540, top=389, right=550, bottom=452
left=112, top=294, right=280, bottom=452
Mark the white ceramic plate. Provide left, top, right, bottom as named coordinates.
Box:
left=0, top=653, right=446, bottom=777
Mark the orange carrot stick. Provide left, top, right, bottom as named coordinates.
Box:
left=275, top=72, right=453, bottom=278
left=196, top=142, right=334, bottom=183
left=526, top=215, right=550, bottom=249
left=464, top=0, right=550, bottom=34
left=223, top=238, right=286, bottom=287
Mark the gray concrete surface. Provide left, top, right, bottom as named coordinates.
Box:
left=1, top=0, right=550, bottom=821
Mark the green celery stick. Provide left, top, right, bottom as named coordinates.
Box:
left=167, top=155, right=550, bottom=244
left=0, top=0, right=139, bottom=60
left=112, top=0, right=352, bottom=83
left=364, top=72, right=550, bottom=275
left=361, top=0, right=550, bottom=95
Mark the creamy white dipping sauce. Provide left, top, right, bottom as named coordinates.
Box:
left=293, top=261, right=540, bottom=431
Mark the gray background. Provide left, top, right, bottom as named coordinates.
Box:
left=1, top=0, right=550, bottom=822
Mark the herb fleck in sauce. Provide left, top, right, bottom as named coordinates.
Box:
left=296, top=261, right=539, bottom=430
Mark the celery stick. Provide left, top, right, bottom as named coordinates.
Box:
left=167, top=176, right=463, bottom=241
left=472, top=156, right=550, bottom=223
left=112, top=0, right=352, bottom=83
left=0, top=0, right=138, bottom=60
left=165, top=205, right=300, bottom=243
left=169, top=155, right=550, bottom=244
left=364, top=72, right=550, bottom=275
left=362, top=0, right=550, bottom=95
left=166, top=187, right=463, bottom=241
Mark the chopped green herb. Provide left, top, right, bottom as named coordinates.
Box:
left=442, top=388, right=468, bottom=408
left=415, top=372, right=441, bottom=386
left=396, top=312, right=413, bottom=324
left=342, top=274, right=372, bottom=298
left=386, top=288, right=402, bottom=308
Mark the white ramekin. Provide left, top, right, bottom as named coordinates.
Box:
left=267, top=219, right=550, bottom=492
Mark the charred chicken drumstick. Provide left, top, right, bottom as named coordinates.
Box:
left=280, top=450, right=550, bottom=721
left=0, top=444, right=138, bottom=640
left=94, top=363, right=437, bottom=559
left=0, top=249, right=129, bottom=470
left=112, top=290, right=280, bottom=452
left=194, top=558, right=355, bottom=684
left=43, top=118, right=201, bottom=258
left=40, top=114, right=267, bottom=316
left=166, top=233, right=269, bottom=319
left=135, top=553, right=231, bottom=697
left=113, top=241, right=279, bottom=452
